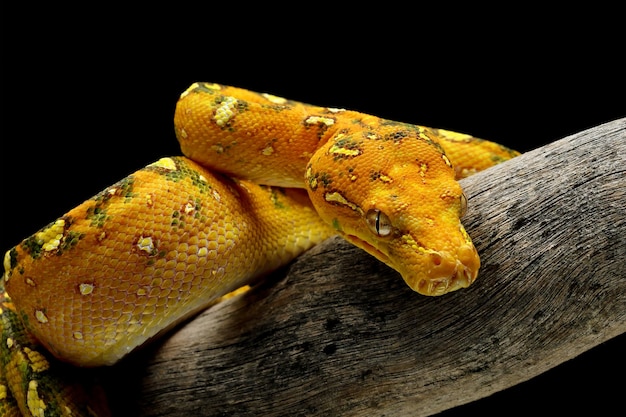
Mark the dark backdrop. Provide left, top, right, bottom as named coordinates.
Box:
left=1, top=4, right=624, bottom=415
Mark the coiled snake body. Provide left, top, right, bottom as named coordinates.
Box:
left=0, top=83, right=518, bottom=416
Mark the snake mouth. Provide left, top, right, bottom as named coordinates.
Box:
left=344, top=233, right=479, bottom=296
left=343, top=234, right=391, bottom=266
left=413, top=258, right=477, bottom=296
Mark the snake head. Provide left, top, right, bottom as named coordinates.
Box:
left=306, top=123, right=480, bottom=296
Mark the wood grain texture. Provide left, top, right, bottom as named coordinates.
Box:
left=106, top=118, right=625, bottom=416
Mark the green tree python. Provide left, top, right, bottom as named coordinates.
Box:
left=0, top=82, right=518, bottom=416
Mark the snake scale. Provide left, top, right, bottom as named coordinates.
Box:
left=0, top=82, right=518, bottom=416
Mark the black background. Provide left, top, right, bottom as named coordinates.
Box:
left=1, top=4, right=624, bottom=416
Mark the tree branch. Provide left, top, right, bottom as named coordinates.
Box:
left=106, top=118, right=626, bottom=416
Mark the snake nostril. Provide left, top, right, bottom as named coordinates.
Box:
left=430, top=252, right=442, bottom=266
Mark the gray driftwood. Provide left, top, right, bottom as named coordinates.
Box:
left=107, top=118, right=625, bottom=416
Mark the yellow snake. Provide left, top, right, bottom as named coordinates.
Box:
left=0, top=82, right=518, bottom=416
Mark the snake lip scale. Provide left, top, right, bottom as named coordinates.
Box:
left=341, top=233, right=475, bottom=296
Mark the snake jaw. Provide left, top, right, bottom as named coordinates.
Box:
left=343, top=224, right=479, bottom=297
left=343, top=234, right=392, bottom=266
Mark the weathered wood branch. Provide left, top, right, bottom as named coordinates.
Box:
left=106, top=118, right=626, bottom=416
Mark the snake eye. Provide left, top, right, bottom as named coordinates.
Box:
left=460, top=193, right=468, bottom=217
left=366, top=209, right=393, bottom=237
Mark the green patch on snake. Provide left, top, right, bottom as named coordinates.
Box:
left=349, top=117, right=374, bottom=127
left=379, top=119, right=418, bottom=130
left=17, top=354, right=29, bottom=376
left=329, top=135, right=363, bottom=160
left=303, top=115, right=336, bottom=139
left=490, top=146, right=520, bottom=162
left=192, top=82, right=221, bottom=94
left=160, top=162, right=213, bottom=195
left=86, top=206, right=108, bottom=227
left=146, top=250, right=167, bottom=266
left=370, top=171, right=393, bottom=183
left=147, top=158, right=212, bottom=194
left=171, top=198, right=206, bottom=229
left=269, top=188, right=286, bottom=209
left=20, top=226, right=84, bottom=260
left=57, top=231, right=83, bottom=255
left=214, top=96, right=249, bottom=112
left=314, top=172, right=333, bottom=188
left=7, top=247, right=18, bottom=270
left=109, top=177, right=135, bottom=200
left=260, top=103, right=292, bottom=112
left=171, top=210, right=185, bottom=230
left=212, top=96, right=249, bottom=130
left=91, top=176, right=135, bottom=207
left=412, top=130, right=448, bottom=159
left=19, top=309, right=31, bottom=331
left=306, top=169, right=333, bottom=191
left=86, top=176, right=136, bottom=228
left=21, top=233, right=46, bottom=260
left=116, top=177, right=136, bottom=201
left=317, top=172, right=333, bottom=188
left=191, top=197, right=203, bottom=218
left=383, top=129, right=413, bottom=142
left=332, top=218, right=342, bottom=231
left=490, top=154, right=509, bottom=164
left=189, top=173, right=212, bottom=194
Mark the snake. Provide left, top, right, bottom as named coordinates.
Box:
left=0, top=82, right=519, bottom=416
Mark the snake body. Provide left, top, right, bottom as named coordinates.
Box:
left=0, top=83, right=518, bottom=415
